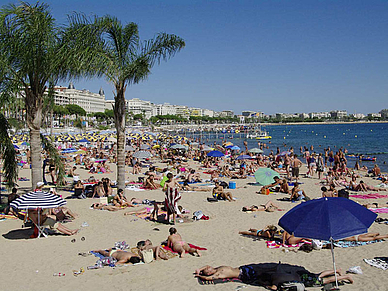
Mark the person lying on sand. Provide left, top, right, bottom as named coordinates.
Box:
left=194, top=264, right=353, bottom=289
left=93, top=248, right=140, bottom=265
left=167, top=227, right=201, bottom=258
left=242, top=201, right=279, bottom=212
left=91, top=203, right=123, bottom=211
left=282, top=231, right=311, bottom=245
left=343, top=232, right=388, bottom=242
left=239, top=225, right=278, bottom=239
left=180, top=181, right=211, bottom=192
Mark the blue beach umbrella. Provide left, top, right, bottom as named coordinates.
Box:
left=254, top=168, right=278, bottom=186
left=207, top=150, right=224, bottom=157
left=230, top=145, right=241, bottom=151
left=236, top=155, right=252, bottom=160
left=279, top=197, right=377, bottom=289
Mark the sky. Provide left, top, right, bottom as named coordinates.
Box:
left=12, top=0, right=388, bottom=115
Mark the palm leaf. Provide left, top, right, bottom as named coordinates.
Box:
left=40, top=134, right=66, bottom=187
left=0, top=112, right=18, bottom=189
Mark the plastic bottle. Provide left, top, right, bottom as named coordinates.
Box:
left=53, top=273, right=65, bottom=276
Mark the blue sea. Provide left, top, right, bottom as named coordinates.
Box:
left=186, top=123, right=388, bottom=173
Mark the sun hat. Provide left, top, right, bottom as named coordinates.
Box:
left=36, top=182, right=44, bottom=187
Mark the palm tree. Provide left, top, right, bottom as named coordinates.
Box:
left=67, top=15, right=185, bottom=190
left=0, top=2, right=97, bottom=187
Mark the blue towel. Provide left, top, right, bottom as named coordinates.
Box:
left=90, top=251, right=116, bottom=267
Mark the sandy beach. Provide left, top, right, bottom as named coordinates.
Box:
left=2, top=157, right=388, bottom=291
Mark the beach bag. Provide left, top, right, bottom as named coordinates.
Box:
left=193, top=210, right=204, bottom=220
left=219, top=181, right=229, bottom=189
left=140, top=249, right=154, bottom=264
left=312, top=239, right=323, bottom=250
left=160, top=176, right=168, bottom=187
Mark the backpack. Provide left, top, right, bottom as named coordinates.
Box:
left=338, top=189, right=349, bottom=199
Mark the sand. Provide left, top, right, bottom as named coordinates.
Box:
left=1, top=161, right=388, bottom=291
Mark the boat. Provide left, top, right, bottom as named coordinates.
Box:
left=246, top=125, right=271, bottom=140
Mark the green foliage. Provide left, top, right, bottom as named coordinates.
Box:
left=0, top=113, right=18, bottom=188
left=65, top=104, right=86, bottom=116
left=40, top=134, right=66, bottom=187
left=133, top=114, right=143, bottom=120
left=104, top=109, right=114, bottom=118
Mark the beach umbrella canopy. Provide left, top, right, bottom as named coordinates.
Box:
left=133, top=150, right=152, bottom=159
left=125, top=145, right=135, bottom=151
left=249, top=148, right=263, bottom=154
left=61, top=148, right=77, bottom=153
left=207, top=150, right=224, bottom=157
left=140, top=144, right=150, bottom=150
left=236, top=155, right=252, bottom=160
left=201, top=145, right=214, bottom=152
left=77, top=138, right=89, bottom=142
left=230, top=145, right=241, bottom=151
left=254, top=168, right=278, bottom=186
left=279, top=197, right=377, bottom=241
left=13, top=144, right=19, bottom=149
left=10, top=190, right=67, bottom=209
left=170, top=144, right=187, bottom=150
left=279, top=197, right=377, bottom=289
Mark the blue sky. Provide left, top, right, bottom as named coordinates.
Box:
left=24, top=0, right=388, bottom=114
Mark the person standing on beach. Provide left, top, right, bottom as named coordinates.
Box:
left=291, top=154, right=302, bottom=183
left=163, top=173, right=181, bottom=224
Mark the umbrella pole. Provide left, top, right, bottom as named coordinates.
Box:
left=330, top=239, right=339, bottom=290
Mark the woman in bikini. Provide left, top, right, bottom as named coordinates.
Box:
left=167, top=227, right=201, bottom=258
left=282, top=231, right=310, bottom=245
left=239, top=225, right=278, bottom=239
left=242, top=201, right=279, bottom=212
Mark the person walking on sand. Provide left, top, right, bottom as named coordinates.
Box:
left=163, top=173, right=181, bottom=224
left=291, top=154, right=302, bottom=183
left=167, top=227, right=201, bottom=258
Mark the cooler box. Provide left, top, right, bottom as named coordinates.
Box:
left=229, top=181, right=236, bottom=189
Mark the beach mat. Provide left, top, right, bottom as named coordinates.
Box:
left=364, top=257, right=388, bottom=270
left=324, top=239, right=384, bottom=248
left=370, top=208, right=388, bottom=213
left=266, top=240, right=307, bottom=249
left=350, top=193, right=388, bottom=199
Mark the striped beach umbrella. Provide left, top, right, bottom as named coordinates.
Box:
left=10, top=190, right=67, bottom=209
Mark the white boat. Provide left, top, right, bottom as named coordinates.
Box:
left=246, top=125, right=271, bottom=140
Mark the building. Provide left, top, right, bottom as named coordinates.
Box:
left=53, top=83, right=105, bottom=114
left=127, top=98, right=153, bottom=119
left=202, top=109, right=215, bottom=117
left=380, top=109, right=388, bottom=118
left=309, top=112, right=331, bottom=119
left=152, top=103, right=176, bottom=116
left=350, top=113, right=365, bottom=119
left=219, top=110, right=234, bottom=118
left=299, top=113, right=309, bottom=119
left=174, top=105, right=190, bottom=119
left=330, top=110, right=348, bottom=119
left=189, top=108, right=202, bottom=117
left=241, top=110, right=255, bottom=117
left=368, top=113, right=381, bottom=118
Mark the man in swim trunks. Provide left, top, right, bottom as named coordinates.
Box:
left=291, top=154, right=303, bottom=183
left=93, top=248, right=140, bottom=265
left=194, top=264, right=258, bottom=284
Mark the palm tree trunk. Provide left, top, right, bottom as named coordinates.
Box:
left=30, top=128, right=42, bottom=188
left=114, top=86, right=127, bottom=191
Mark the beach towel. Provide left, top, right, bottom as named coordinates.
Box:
left=125, top=185, right=145, bottom=191
left=162, top=243, right=207, bottom=254
left=370, top=208, right=388, bottom=213
left=90, top=251, right=116, bottom=267
left=197, top=277, right=242, bottom=285
left=323, top=239, right=384, bottom=248
left=349, top=193, right=388, bottom=199
left=0, top=214, right=18, bottom=221
left=266, top=241, right=307, bottom=249
left=364, top=257, right=388, bottom=270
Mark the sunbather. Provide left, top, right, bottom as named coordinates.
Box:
left=93, top=248, right=140, bottom=265
left=343, top=232, right=388, bottom=242
left=167, top=227, right=201, bottom=258
left=241, top=201, right=279, bottom=212
left=137, top=239, right=168, bottom=260
left=239, top=225, right=278, bottom=239
left=282, top=231, right=310, bottom=245
left=91, top=203, right=123, bottom=211
left=28, top=209, right=78, bottom=236
left=212, top=181, right=234, bottom=202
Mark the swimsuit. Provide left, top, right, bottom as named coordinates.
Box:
left=238, top=265, right=258, bottom=283
left=300, top=273, right=323, bottom=287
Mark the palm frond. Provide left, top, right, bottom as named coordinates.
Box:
left=0, top=112, right=18, bottom=189
left=40, top=134, right=66, bottom=187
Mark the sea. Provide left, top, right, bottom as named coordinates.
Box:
left=185, top=122, right=388, bottom=173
